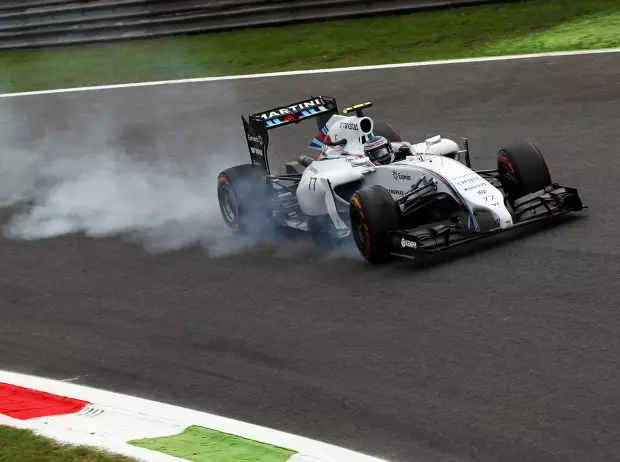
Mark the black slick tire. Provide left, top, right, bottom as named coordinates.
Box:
left=349, top=185, right=400, bottom=264
left=498, top=141, right=552, bottom=202
left=217, top=164, right=273, bottom=236
left=372, top=122, right=402, bottom=142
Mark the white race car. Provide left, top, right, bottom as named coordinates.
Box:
left=217, top=96, right=584, bottom=263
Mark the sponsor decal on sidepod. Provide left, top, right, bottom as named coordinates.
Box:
left=393, top=171, right=412, bottom=181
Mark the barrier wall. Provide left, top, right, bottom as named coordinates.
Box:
left=0, top=0, right=509, bottom=49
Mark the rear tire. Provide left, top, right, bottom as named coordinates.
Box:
left=498, top=141, right=552, bottom=202
left=217, top=164, right=273, bottom=236
left=372, top=122, right=402, bottom=142
left=349, top=185, right=400, bottom=264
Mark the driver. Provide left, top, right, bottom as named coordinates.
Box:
left=363, top=136, right=395, bottom=165
left=297, top=134, right=411, bottom=168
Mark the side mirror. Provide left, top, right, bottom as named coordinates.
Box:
left=327, top=138, right=347, bottom=147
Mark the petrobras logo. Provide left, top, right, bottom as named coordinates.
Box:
left=463, top=183, right=485, bottom=191
left=257, top=98, right=326, bottom=120
left=401, top=238, right=417, bottom=249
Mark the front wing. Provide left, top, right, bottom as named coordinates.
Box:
left=388, top=183, right=584, bottom=258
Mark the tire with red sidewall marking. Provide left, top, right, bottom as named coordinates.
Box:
left=349, top=185, right=400, bottom=264
left=217, top=164, right=273, bottom=235
left=497, top=141, right=552, bottom=202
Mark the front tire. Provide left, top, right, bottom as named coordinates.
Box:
left=217, top=164, right=273, bottom=236
left=498, top=141, right=552, bottom=202
left=349, top=185, right=400, bottom=264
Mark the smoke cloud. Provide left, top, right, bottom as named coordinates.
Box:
left=0, top=97, right=360, bottom=260
left=0, top=98, right=278, bottom=257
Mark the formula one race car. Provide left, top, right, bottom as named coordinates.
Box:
left=217, top=96, right=584, bottom=263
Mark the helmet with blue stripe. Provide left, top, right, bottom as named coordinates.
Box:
left=363, top=136, right=394, bottom=165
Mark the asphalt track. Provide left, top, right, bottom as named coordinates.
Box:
left=1, top=52, right=620, bottom=462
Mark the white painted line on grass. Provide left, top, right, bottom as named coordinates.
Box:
left=0, top=370, right=391, bottom=462
left=1, top=47, right=620, bottom=98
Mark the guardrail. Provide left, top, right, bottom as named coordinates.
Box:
left=0, top=0, right=507, bottom=50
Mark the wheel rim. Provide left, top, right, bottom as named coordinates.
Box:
left=218, top=179, right=240, bottom=231
left=498, top=153, right=520, bottom=199
left=221, top=188, right=237, bottom=223
left=350, top=207, right=370, bottom=258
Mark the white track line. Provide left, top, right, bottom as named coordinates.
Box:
left=1, top=48, right=619, bottom=98
left=0, top=370, right=390, bottom=462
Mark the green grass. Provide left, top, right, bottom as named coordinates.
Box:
left=0, top=425, right=137, bottom=462
left=484, top=9, right=620, bottom=53
left=130, top=425, right=296, bottom=462
left=0, top=0, right=618, bottom=93
left=0, top=424, right=297, bottom=462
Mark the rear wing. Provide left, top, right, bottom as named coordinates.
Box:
left=241, top=96, right=338, bottom=173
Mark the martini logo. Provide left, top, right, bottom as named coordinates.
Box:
left=257, top=98, right=326, bottom=120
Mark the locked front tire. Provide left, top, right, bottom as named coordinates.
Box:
left=498, top=141, right=552, bottom=203
left=349, top=185, right=400, bottom=264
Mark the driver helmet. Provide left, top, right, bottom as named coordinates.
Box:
left=364, top=136, right=394, bottom=165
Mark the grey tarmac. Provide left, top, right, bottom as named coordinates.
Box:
left=0, top=53, right=619, bottom=462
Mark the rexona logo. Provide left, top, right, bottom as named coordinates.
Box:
left=401, top=238, right=417, bottom=249
left=393, top=171, right=412, bottom=181
left=247, top=134, right=263, bottom=145
left=257, top=98, right=325, bottom=120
